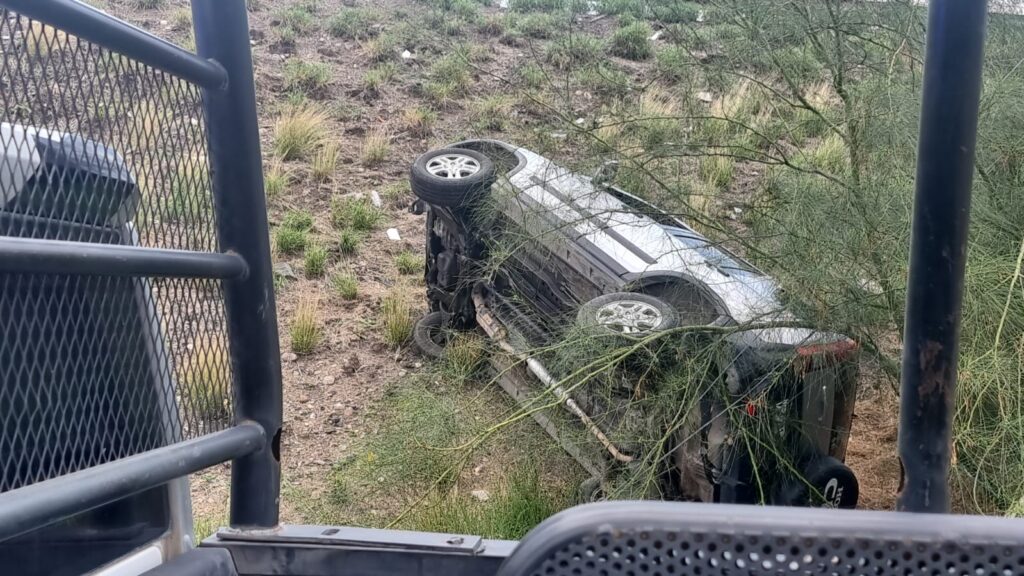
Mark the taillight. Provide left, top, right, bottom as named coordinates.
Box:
left=794, top=338, right=858, bottom=374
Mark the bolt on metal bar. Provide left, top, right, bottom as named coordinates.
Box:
left=898, top=0, right=988, bottom=513
left=192, top=0, right=284, bottom=529
left=1, top=0, right=228, bottom=90
left=0, top=423, right=265, bottom=543
left=0, top=237, right=248, bottom=279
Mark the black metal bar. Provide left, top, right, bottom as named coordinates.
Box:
left=898, top=0, right=988, bottom=513
left=192, top=0, right=283, bottom=529
left=0, top=423, right=265, bottom=543
left=0, top=237, right=248, bottom=279
left=1, top=0, right=228, bottom=90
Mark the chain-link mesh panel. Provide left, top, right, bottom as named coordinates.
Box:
left=0, top=12, right=234, bottom=493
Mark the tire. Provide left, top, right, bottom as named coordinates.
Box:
left=576, top=292, right=679, bottom=337
left=775, top=455, right=859, bottom=509
left=413, top=311, right=451, bottom=358
left=410, top=147, right=496, bottom=208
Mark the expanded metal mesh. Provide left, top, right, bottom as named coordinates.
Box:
left=0, top=13, right=234, bottom=492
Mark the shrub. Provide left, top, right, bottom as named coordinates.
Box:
left=331, top=271, right=359, bottom=300
left=290, top=299, right=321, bottom=355
left=609, top=21, right=653, bottom=60
left=304, top=244, right=328, bottom=277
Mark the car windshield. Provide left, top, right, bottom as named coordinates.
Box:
left=662, top=226, right=760, bottom=278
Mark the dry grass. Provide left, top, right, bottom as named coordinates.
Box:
left=264, top=162, right=292, bottom=198
left=401, top=107, right=437, bottom=138
left=290, top=299, right=322, bottom=355
left=312, top=142, right=340, bottom=182
left=381, top=293, right=414, bottom=347
left=179, top=342, right=231, bottom=422
left=273, top=105, right=329, bottom=161
left=360, top=127, right=390, bottom=166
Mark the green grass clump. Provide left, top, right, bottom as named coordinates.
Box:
left=518, top=63, right=546, bottom=89
left=360, top=127, right=390, bottom=166
left=327, top=8, right=379, bottom=39
left=331, top=197, right=383, bottom=231
left=381, top=294, right=414, bottom=347
left=609, top=21, right=653, bottom=60
left=330, top=271, right=359, bottom=300
left=472, top=95, right=514, bottom=131
left=401, top=107, right=437, bottom=138
left=290, top=299, right=321, bottom=355
left=273, top=105, right=328, bottom=161
left=425, top=54, right=472, bottom=105
left=281, top=209, right=314, bottom=232
left=512, top=13, right=560, bottom=38
left=304, top=244, right=328, bottom=278
left=410, top=466, right=561, bottom=539
left=277, top=6, right=317, bottom=33
left=698, top=155, right=735, bottom=189
left=264, top=163, right=291, bottom=198
left=274, top=227, right=308, bottom=255
left=337, top=228, right=361, bottom=255
left=366, top=33, right=399, bottom=62
left=655, top=45, right=691, bottom=81
left=394, top=250, right=421, bottom=275
left=363, top=63, right=397, bottom=93
left=381, top=180, right=413, bottom=208
left=510, top=0, right=564, bottom=13
left=284, top=60, right=331, bottom=96
left=545, top=34, right=602, bottom=69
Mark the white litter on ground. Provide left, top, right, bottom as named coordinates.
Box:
left=370, top=190, right=383, bottom=208
left=386, top=228, right=401, bottom=241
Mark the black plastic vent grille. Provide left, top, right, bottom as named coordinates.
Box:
left=0, top=12, right=234, bottom=493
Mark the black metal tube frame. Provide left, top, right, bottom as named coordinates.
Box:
left=2, top=0, right=227, bottom=90
left=898, top=0, right=988, bottom=513
left=0, top=237, right=248, bottom=279
left=0, top=422, right=265, bottom=543
left=192, top=0, right=284, bottom=529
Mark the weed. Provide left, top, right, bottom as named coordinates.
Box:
left=395, top=250, right=421, bottom=275
left=698, top=155, right=735, bottom=189
left=312, top=142, right=340, bottom=183
left=360, top=127, right=390, bottom=166
left=277, top=6, right=317, bottom=33
left=284, top=60, right=331, bottom=96
left=274, top=227, right=308, bottom=255
left=331, top=270, right=359, bottom=300
left=510, top=0, right=565, bottom=13
left=363, top=62, right=397, bottom=94
left=290, top=299, right=321, bottom=356
left=337, top=228, right=361, bottom=255
left=401, top=107, right=437, bottom=138
left=545, top=34, right=602, bottom=69
left=179, top=343, right=231, bottom=422
left=327, top=8, right=379, bottom=39
left=331, top=197, right=383, bottom=231
left=472, top=95, right=514, bottom=131
left=381, top=293, right=414, bottom=347
left=170, top=9, right=192, bottom=31
left=304, top=244, right=329, bottom=278
left=609, top=21, right=653, bottom=60
left=273, top=105, right=328, bottom=161
left=281, top=209, right=314, bottom=231
left=518, top=63, right=546, bottom=89
left=264, top=163, right=291, bottom=199
left=381, top=180, right=413, bottom=208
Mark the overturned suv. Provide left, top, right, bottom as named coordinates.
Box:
left=408, top=140, right=860, bottom=509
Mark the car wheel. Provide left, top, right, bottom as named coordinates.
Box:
left=413, top=311, right=451, bottom=358
left=576, top=292, right=679, bottom=337
left=410, top=147, right=496, bottom=208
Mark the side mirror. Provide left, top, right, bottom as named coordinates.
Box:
left=591, top=160, right=619, bottom=188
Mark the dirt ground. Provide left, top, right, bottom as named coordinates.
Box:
left=101, top=0, right=902, bottom=526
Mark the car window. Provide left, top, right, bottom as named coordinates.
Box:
left=662, top=226, right=760, bottom=277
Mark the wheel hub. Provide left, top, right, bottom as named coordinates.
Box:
left=425, top=153, right=481, bottom=179
left=595, top=300, right=663, bottom=334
